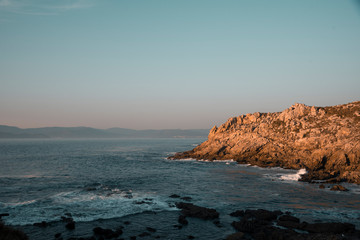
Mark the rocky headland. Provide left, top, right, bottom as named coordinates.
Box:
left=170, top=101, right=360, bottom=184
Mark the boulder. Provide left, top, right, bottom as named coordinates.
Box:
left=330, top=185, right=349, bottom=191
left=303, top=222, right=355, bottom=234
left=175, top=202, right=219, bottom=220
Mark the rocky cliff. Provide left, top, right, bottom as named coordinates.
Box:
left=170, top=101, right=360, bottom=184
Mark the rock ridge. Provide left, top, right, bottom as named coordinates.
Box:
left=170, top=101, right=360, bottom=184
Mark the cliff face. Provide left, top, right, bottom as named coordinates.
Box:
left=170, top=101, right=360, bottom=184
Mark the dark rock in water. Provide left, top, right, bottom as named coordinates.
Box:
left=138, top=232, right=151, bottom=237
left=169, top=194, right=180, bottom=198
left=93, top=227, right=121, bottom=238
left=253, top=226, right=301, bottom=240
left=242, top=209, right=281, bottom=221
left=278, top=214, right=300, bottom=223
left=0, top=213, right=9, bottom=219
left=130, top=236, right=136, bottom=240
left=232, top=218, right=270, bottom=233
left=146, top=227, right=156, bottom=232
left=65, top=221, right=75, bottom=230
left=61, top=216, right=73, bottom=223
left=33, top=221, right=48, bottom=228
left=180, top=197, right=192, bottom=201
left=54, top=232, right=62, bottom=238
left=226, top=232, right=244, bottom=240
left=0, top=221, right=29, bottom=240
left=230, top=210, right=245, bottom=217
left=178, top=215, right=188, bottom=225
left=124, top=221, right=131, bottom=225
left=277, top=220, right=305, bottom=229
left=330, top=185, right=349, bottom=191
left=187, top=235, right=195, bottom=239
left=93, top=227, right=103, bottom=235
left=134, top=200, right=152, bottom=205
left=229, top=208, right=360, bottom=240
left=213, top=219, right=222, bottom=228
left=173, top=224, right=182, bottom=229
left=319, top=184, right=325, bottom=189
left=175, top=202, right=219, bottom=219
left=303, top=222, right=355, bottom=234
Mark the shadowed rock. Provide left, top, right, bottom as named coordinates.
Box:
left=0, top=221, right=28, bottom=240
left=93, top=227, right=122, bottom=238
left=226, top=232, right=244, bottom=240
left=65, top=221, right=75, bottom=230
left=175, top=202, right=219, bottom=220
left=303, top=222, right=355, bottom=234
left=229, top=208, right=359, bottom=240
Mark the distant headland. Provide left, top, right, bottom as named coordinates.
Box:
left=170, top=101, right=360, bottom=184
left=0, top=125, right=209, bottom=139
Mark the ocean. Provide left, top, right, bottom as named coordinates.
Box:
left=0, top=138, right=359, bottom=239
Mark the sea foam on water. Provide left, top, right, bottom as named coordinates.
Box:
left=280, top=168, right=307, bottom=181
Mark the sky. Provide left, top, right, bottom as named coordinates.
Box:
left=0, top=0, right=360, bottom=130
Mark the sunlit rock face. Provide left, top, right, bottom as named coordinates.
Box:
left=170, top=101, right=360, bottom=184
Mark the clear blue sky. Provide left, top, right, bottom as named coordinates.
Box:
left=1, top=0, right=360, bottom=129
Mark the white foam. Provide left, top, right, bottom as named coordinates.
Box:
left=2, top=199, right=37, bottom=207
left=213, top=159, right=235, bottom=163
left=2, top=188, right=177, bottom=226
left=174, top=158, right=197, bottom=161
left=280, top=169, right=307, bottom=181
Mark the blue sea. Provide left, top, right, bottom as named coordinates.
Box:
left=1, top=138, right=360, bottom=239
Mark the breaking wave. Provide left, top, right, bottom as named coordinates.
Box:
left=280, top=169, right=307, bottom=181
left=2, top=186, right=177, bottom=226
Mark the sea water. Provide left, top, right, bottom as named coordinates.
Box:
left=0, top=138, right=359, bottom=239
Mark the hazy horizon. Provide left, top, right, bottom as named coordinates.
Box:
left=0, top=124, right=210, bottom=131
left=1, top=0, right=360, bottom=129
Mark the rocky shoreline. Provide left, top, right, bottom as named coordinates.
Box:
left=170, top=101, right=360, bottom=184
left=1, top=196, right=359, bottom=240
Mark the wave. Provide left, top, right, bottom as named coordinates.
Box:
left=171, top=158, right=197, bottom=161
left=280, top=169, right=307, bottom=181
left=212, top=159, right=235, bottom=163
left=1, top=187, right=177, bottom=226
left=1, top=199, right=37, bottom=207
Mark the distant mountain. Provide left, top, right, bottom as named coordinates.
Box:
left=0, top=125, right=209, bottom=139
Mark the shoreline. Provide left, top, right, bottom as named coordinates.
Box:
left=168, top=157, right=358, bottom=191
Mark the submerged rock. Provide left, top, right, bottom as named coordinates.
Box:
left=169, top=101, right=360, bottom=184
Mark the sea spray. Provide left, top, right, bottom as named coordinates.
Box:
left=280, top=169, right=307, bottom=181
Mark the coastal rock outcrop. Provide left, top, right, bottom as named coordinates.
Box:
left=170, top=101, right=360, bottom=184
